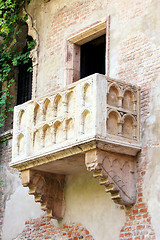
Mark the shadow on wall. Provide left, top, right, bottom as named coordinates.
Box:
left=63, top=170, right=126, bottom=240
left=2, top=170, right=125, bottom=240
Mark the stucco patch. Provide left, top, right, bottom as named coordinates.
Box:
left=2, top=186, right=43, bottom=240
left=63, top=170, right=125, bottom=240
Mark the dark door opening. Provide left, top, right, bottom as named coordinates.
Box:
left=17, top=60, right=32, bottom=105
left=17, top=36, right=33, bottom=105
left=80, top=34, right=106, bottom=79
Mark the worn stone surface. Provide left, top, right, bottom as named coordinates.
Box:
left=21, top=169, right=65, bottom=219
left=11, top=74, right=140, bottom=166
left=86, top=149, right=136, bottom=206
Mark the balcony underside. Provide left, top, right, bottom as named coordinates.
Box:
left=11, top=138, right=139, bottom=219
left=10, top=138, right=140, bottom=172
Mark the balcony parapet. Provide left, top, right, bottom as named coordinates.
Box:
left=10, top=74, right=141, bottom=218
left=11, top=74, right=140, bottom=166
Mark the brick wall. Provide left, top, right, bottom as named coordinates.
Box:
left=117, top=24, right=160, bottom=239
left=119, top=149, right=156, bottom=240
left=17, top=217, right=93, bottom=240
left=46, top=0, right=108, bottom=56
left=108, top=0, right=152, bottom=23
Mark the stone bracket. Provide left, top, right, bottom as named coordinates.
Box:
left=20, top=148, right=137, bottom=220
left=85, top=149, right=136, bottom=206
left=21, top=169, right=65, bottom=219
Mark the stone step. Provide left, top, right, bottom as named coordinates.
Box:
left=29, top=186, right=36, bottom=195
left=35, top=194, right=42, bottom=202
left=105, top=184, right=114, bottom=192
left=93, top=170, right=103, bottom=178
left=111, top=192, right=120, bottom=200
left=41, top=203, right=47, bottom=211
left=99, top=177, right=109, bottom=186
left=46, top=209, right=53, bottom=218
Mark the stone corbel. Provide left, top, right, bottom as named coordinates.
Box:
left=85, top=149, right=136, bottom=206
left=21, top=170, right=65, bottom=219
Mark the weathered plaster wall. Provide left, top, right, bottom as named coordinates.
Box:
left=0, top=140, right=43, bottom=240
left=109, top=0, right=159, bottom=82
left=1, top=0, right=160, bottom=239
left=2, top=186, right=43, bottom=240
left=63, top=171, right=125, bottom=240
left=27, top=0, right=109, bottom=96
left=143, top=75, right=160, bottom=239
left=13, top=170, right=125, bottom=240
left=1, top=166, right=125, bottom=240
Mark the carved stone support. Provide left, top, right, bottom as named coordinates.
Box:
left=21, top=170, right=65, bottom=219
left=85, top=149, right=136, bottom=206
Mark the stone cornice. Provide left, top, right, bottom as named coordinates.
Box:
left=10, top=137, right=140, bottom=172
left=0, top=129, right=13, bottom=142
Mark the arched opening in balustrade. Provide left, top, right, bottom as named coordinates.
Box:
left=107, top=84, right=119, bottom=107
left=43, top=124, right=52, bottom=147
left=82, top=110, right=91, bottom=134
left=123, top=89, right=134, bottom=111
left=83, top=83, right=91, bottom=106
left=18, top=133, right=25, bottom=155
left=54, top=94, right=62, bottom=117
left=54, top=120, right=63, bottom=143
left=19, top=109, right=25, bottom=128
left=34, top=103, right=41, bottom=126
left=67, top=91, right=74, bottom=113
left=44, top=98, right=52, bottom=121
left=122, top=115, right=135, bottom=138
left=33, top=130, right=41, bottom=151
left=66, top=118, right=74, bottom=140
left=107, top=111, right=120, bottom=135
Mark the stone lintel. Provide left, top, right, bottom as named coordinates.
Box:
left=68, top=21, right=107, bottom=45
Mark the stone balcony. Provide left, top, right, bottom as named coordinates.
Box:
left=10, top=74, right=141, bottom=219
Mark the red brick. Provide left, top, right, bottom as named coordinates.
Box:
left=137, top=225, right=145, bottom=230
left=133, top=209, right=138, bottom=215
left=139, top=208, right=147, bottom=213
left=125, top=232, right=132, bottom=237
